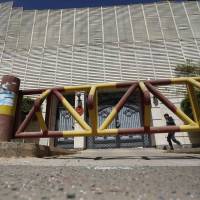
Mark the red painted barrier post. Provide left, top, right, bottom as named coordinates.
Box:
left=0, top=75, right=20, bottom=141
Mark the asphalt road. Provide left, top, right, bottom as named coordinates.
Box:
left=0, top=149, right=200, bottom=200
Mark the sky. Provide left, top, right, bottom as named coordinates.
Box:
left=0, top=0, right=165, bottom=9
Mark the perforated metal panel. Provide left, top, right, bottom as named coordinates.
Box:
left=24, top=47, right=43, bottom=89
left=0, top=2, right=13, bottom=41
left=0, top=2, right=13, bottom=76
left=88, top=44, right=104, bottom=83
left=4, top=8, right=22, bottom=49
left=39, top=48, right=57, bottom=88
left=45, top=10, right=61, bottom=47
left=89, top=8, right=103, bottom=44
left=60, top=9, right=74, bottom=45
left=116, top=6, right=132, bottom=42
left=103, top=7, right=118, bottom=43
left=17, top=11, right=35, bottom=50
left=188, top=15, right=200, bottom=38
left=31, top=10, right=48, bottom=47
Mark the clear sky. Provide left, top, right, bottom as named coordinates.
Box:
left=0, top=0, right=165, bottom=9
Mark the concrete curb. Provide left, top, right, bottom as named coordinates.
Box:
left=0, top=142, right=78, bottom=157
left=166, top=147, right=200, bottom=154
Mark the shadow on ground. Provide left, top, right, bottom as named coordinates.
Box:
left=44, top=155, right=200, bottom=160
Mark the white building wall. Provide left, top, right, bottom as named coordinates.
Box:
left=0, top=1, right=200, bottom=90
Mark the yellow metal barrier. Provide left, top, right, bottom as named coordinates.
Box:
left=15, top=77, right=200, bottom=139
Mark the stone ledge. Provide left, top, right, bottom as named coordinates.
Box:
left=0, top=142, right=78, bottom=158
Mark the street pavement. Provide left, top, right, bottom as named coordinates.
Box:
left=0, top=148, right=200, bottom=200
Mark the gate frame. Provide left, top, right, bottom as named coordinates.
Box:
left=13, top=77, right=200, bottom=139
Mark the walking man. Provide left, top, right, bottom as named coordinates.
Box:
left=164, top=113, right=182, bottom=150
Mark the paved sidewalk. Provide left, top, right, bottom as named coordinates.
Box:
left=0, top=148, right=200, bottom=200
left=0, top=148, right=200, bottom=167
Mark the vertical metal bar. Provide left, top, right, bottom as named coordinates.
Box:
left=187, top=83, right=200, bottom=125
left=45, top=94, right=52, bottom=129
left=140, top=89, right=144, bottom=127
left=13, top=91, right=23, bottom=137
left=73, top=8, right=76, bottom=45
left=139, top=82, right=151, bottom=132
left=88, top=86, right=98, bottom=133
left=86, top=8, right=90, bottom=83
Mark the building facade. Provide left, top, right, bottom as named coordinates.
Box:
left=0, top=1, right=200, bottom=148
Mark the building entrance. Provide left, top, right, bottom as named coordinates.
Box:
left=87, top=91, right=151, bottom=148
left=55, top=91, right=151, bottom=149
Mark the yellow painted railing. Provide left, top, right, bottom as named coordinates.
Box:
left=15, top=77, right=200, bottom=139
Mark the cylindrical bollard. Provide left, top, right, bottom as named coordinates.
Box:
left=0, top=75, right=20, bottom=141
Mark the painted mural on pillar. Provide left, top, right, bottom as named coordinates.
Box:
left=0, top=83, right=16, bottom=106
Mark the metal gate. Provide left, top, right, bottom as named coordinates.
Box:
left=87, top=104, right=150, bottom=148
left=55, top=96, right=75, bottom=149
left=55, top=92, right=151, bottom=149
left=14, top=77, right=200, bottom=144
